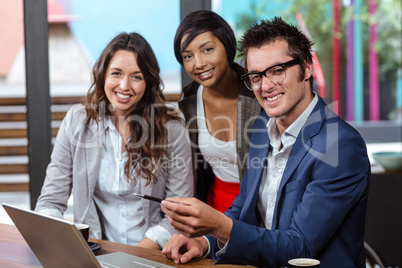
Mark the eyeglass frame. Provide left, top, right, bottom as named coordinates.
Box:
left=240, top=58, right=300, bottom=91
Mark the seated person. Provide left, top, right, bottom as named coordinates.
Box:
left=174, top=10, right=261, bottom=213
left=35, top=32, right=193, bottom=250
left=160, top=17, right=371, bottom=267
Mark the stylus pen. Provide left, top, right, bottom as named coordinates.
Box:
left=133, top=193, right=188, bottom=205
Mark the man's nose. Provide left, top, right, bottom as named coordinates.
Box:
left=260, top=75, right=276, bottom=90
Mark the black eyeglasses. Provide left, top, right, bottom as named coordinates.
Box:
left=240, top=58, right=300, bottom=91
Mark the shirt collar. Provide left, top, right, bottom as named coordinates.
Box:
left=267, top=93, right=318, bottom=145
left=104, top=116, right=114, bottom=131
left=286, top=93, right=318, bottom=138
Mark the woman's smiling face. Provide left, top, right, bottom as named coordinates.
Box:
left=180, top=31, right=232, bottom=90
left=104, top=50, right=146, bottom=118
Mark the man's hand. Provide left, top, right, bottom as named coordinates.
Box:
left=160, top=197, right=233, bottom=244
left=162, top=234, right=207, bottom=264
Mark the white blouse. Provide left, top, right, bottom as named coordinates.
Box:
left=93, top=117, right=170, bottom=245
left=196, top=86, right=239, bottom=183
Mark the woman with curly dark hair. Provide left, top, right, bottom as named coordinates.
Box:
left=35, top=32, right=193, bottom=250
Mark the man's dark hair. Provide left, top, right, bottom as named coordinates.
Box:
left=239, top=17, right=314, bottom=88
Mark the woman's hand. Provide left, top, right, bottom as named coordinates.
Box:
left=136, top=237, right=161, bottom=250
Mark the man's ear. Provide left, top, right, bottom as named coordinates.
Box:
left=304, top=61, right=313, bottom=81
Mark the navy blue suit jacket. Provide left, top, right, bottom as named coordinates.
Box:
left=207, top=97, right=371, bottom=268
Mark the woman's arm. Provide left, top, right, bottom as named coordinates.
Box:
left=144, top=117, right=194, bottom=248
left=34, top=106, right=81, bottom=216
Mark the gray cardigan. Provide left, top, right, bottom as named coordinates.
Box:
left=178, top=63, right=261, bottom=201
left=35, top=104, right=193, bottom=247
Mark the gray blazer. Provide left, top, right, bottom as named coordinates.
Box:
left=35, top=103, right=193, bottom=246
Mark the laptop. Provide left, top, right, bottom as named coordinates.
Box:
left=2, top=203, right=175, bottom=268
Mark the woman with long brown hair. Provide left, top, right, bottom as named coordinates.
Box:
left=35, top=32, right=193, bottom=249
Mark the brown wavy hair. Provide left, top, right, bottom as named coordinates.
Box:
left=83, top=32, right=183, bottom=186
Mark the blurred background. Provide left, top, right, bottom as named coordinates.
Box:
left=1, top=0, right=401, bottom=118
left=0, top=0, right=401, bottom=266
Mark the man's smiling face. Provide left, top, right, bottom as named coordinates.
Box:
left=247, top=39, right=313, bottom=128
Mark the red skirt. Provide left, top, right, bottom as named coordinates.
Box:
left=206, top=175, right=240, bottom=213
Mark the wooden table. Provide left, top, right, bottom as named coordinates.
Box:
left=0, top=223, right=247, bottom=267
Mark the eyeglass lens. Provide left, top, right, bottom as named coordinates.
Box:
left=244, top=66, right=287, bottom=91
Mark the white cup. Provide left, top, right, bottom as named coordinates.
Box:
left=288, top=258, right=320, bottom=267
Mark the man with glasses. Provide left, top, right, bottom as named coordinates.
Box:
left=161, top=17, right=370, bottom=268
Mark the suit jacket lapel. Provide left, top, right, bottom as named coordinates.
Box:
left=85, top=119, right=103, bottom=196
left=83, top=103, right=107, bottom=201
left=272, top=98, right=327, bottom=228
left=237, top=95, right=263, bottom=180
left=178, top=94, right=198, bottom=147
left=234, top=64, right=262, bottom=181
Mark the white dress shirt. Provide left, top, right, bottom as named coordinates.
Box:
left=214, top=93, right=318, bottom=257
left=258, top=94, right=318, bottom=229
left=93, top=117, right=170, bottom=245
